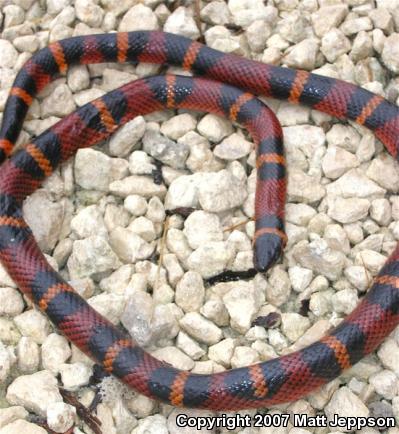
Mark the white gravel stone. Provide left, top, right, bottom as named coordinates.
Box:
left=231, top=346, right=259, bottom=368
left=331, top=289, right=358, bottom=315
left=311, top=4, right=348, bottom=37
left=351, top=31, right=373, bottom=62
left=41, top=83, right=76, bottom=118
left=286, top=204, right=316, bottom=226
left=293, top=239, right=345, bottom=280
left=369, top=370, right=399, bottom=400
left=214, top=133, right=252, bottom=160
left=223, top=281, right=263, bottom=333
left=164, top=6, right=200, bottom=39
left=14, top=310, right=50, bottom=344
left=109, top=117, right=146, bottom=157
left=325, top=386, right=369, bottom=425
left=176, top=331, right=205, bottom=360
left=23, top=190, right=64, bottom=253
left=288, top=168, right=325, bottom=203
left=16, top=337, right=39, bottom=373
left=198, top=167, right=247, bottom=212
left=109, top=175, right=166, bottom=198
left=208, top=338, right=236, bottom=367
left=382, top=33, right=399, bottom=73
left=175, top=271, right=205, bottom=312
left=322, top=146, right=359, bottom=179
left=59, top=362, right=92, bottom=391
left=344, top=265, right=370, bottom=292
left=326, top=168, right=386, bottom=198
left=201, top=1, right=231, bottom=25
left=0, top=420, right=47, bottom=434
left=128, top=217, right=156, bottom=242
left=109, top=227, right=154, bottom=263
left=0, top=343, right=13, bottom=384
left=88, top=293, right=125, bottom=325
left=71, top=205, right=107, bottom=239
left=67, top=235, right=122, bottom=279
left=228, top=0, right=272, bottom=28
left=118, top=4, right=159, bottom=32
left=131, top=414, right=168, bottom=434
left=183, top=211, right=223, bottom=250
left=13, top=35, right=39, bottom=53
left=281, top=313, right=311, bottom=342
left=46, top=402, right=76, bottom=433
left=6, top=371, right=62, bottom=417
left=370, top=198, right=391, bottom=225
left=197, top=114, right=233, bottom=142
left=327, top=196, right=370, bottom=224
left=75, top=0, right=103, bottom=27
left=200, top=298, right=230, bottom=327
left=74, top=148, right=112, bottom=191
left=378, top=338, right=399, bottom=377
left=266, top=266, right=292, bottom=306
left=179, top=312, right=223, bottom=345
left=341, top=16, right=373, bottom=36
left=284, top=39, right=319, bottom=70
left=355, top=249, right=386, bottom=275
left=160, top=113, right=196, bottom=140
left=187, top=241, right=234, bottom=279
left=366, top=154, right=399, bottom=192
left=121, top=291, right=178, bottom=346
left=152, top=346, right=194, bottom=371
left=124, top=195, right=148, bottom=216
left=67, top=65, right=89, bottom=92
left=0, top=288, right=24, bottom=316
left=0, top=40, right=18, bottom=68
left=41, top=333, right=71, bottom=374
left=321, top=29, right=351, bottom=63
left=0, top=407, right=28, bottom=431
left=288, top=266, right=313, bottom=293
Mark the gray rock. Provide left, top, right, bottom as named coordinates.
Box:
left=143, top=130, right=189, bottom=169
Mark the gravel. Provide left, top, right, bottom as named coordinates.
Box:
left=1, top=0, right=399, bottom=432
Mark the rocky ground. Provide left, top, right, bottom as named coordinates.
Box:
left=1, top=0, right=399, bottom=433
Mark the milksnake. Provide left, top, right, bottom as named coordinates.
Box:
left=0, top=30, right=398, bottom=410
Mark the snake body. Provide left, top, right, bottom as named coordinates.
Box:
left=0, top=31, right=398, bottom=410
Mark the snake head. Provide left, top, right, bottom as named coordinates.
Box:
left=253, top=232, right=286, bottom=273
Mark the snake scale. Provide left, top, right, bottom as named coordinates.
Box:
left=0, top=30, right=398, bottom=410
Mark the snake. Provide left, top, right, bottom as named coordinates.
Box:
left=0, top=30, right=398, bottom=411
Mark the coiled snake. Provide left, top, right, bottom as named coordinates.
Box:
left=0, top=31, right=398, bottom=410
